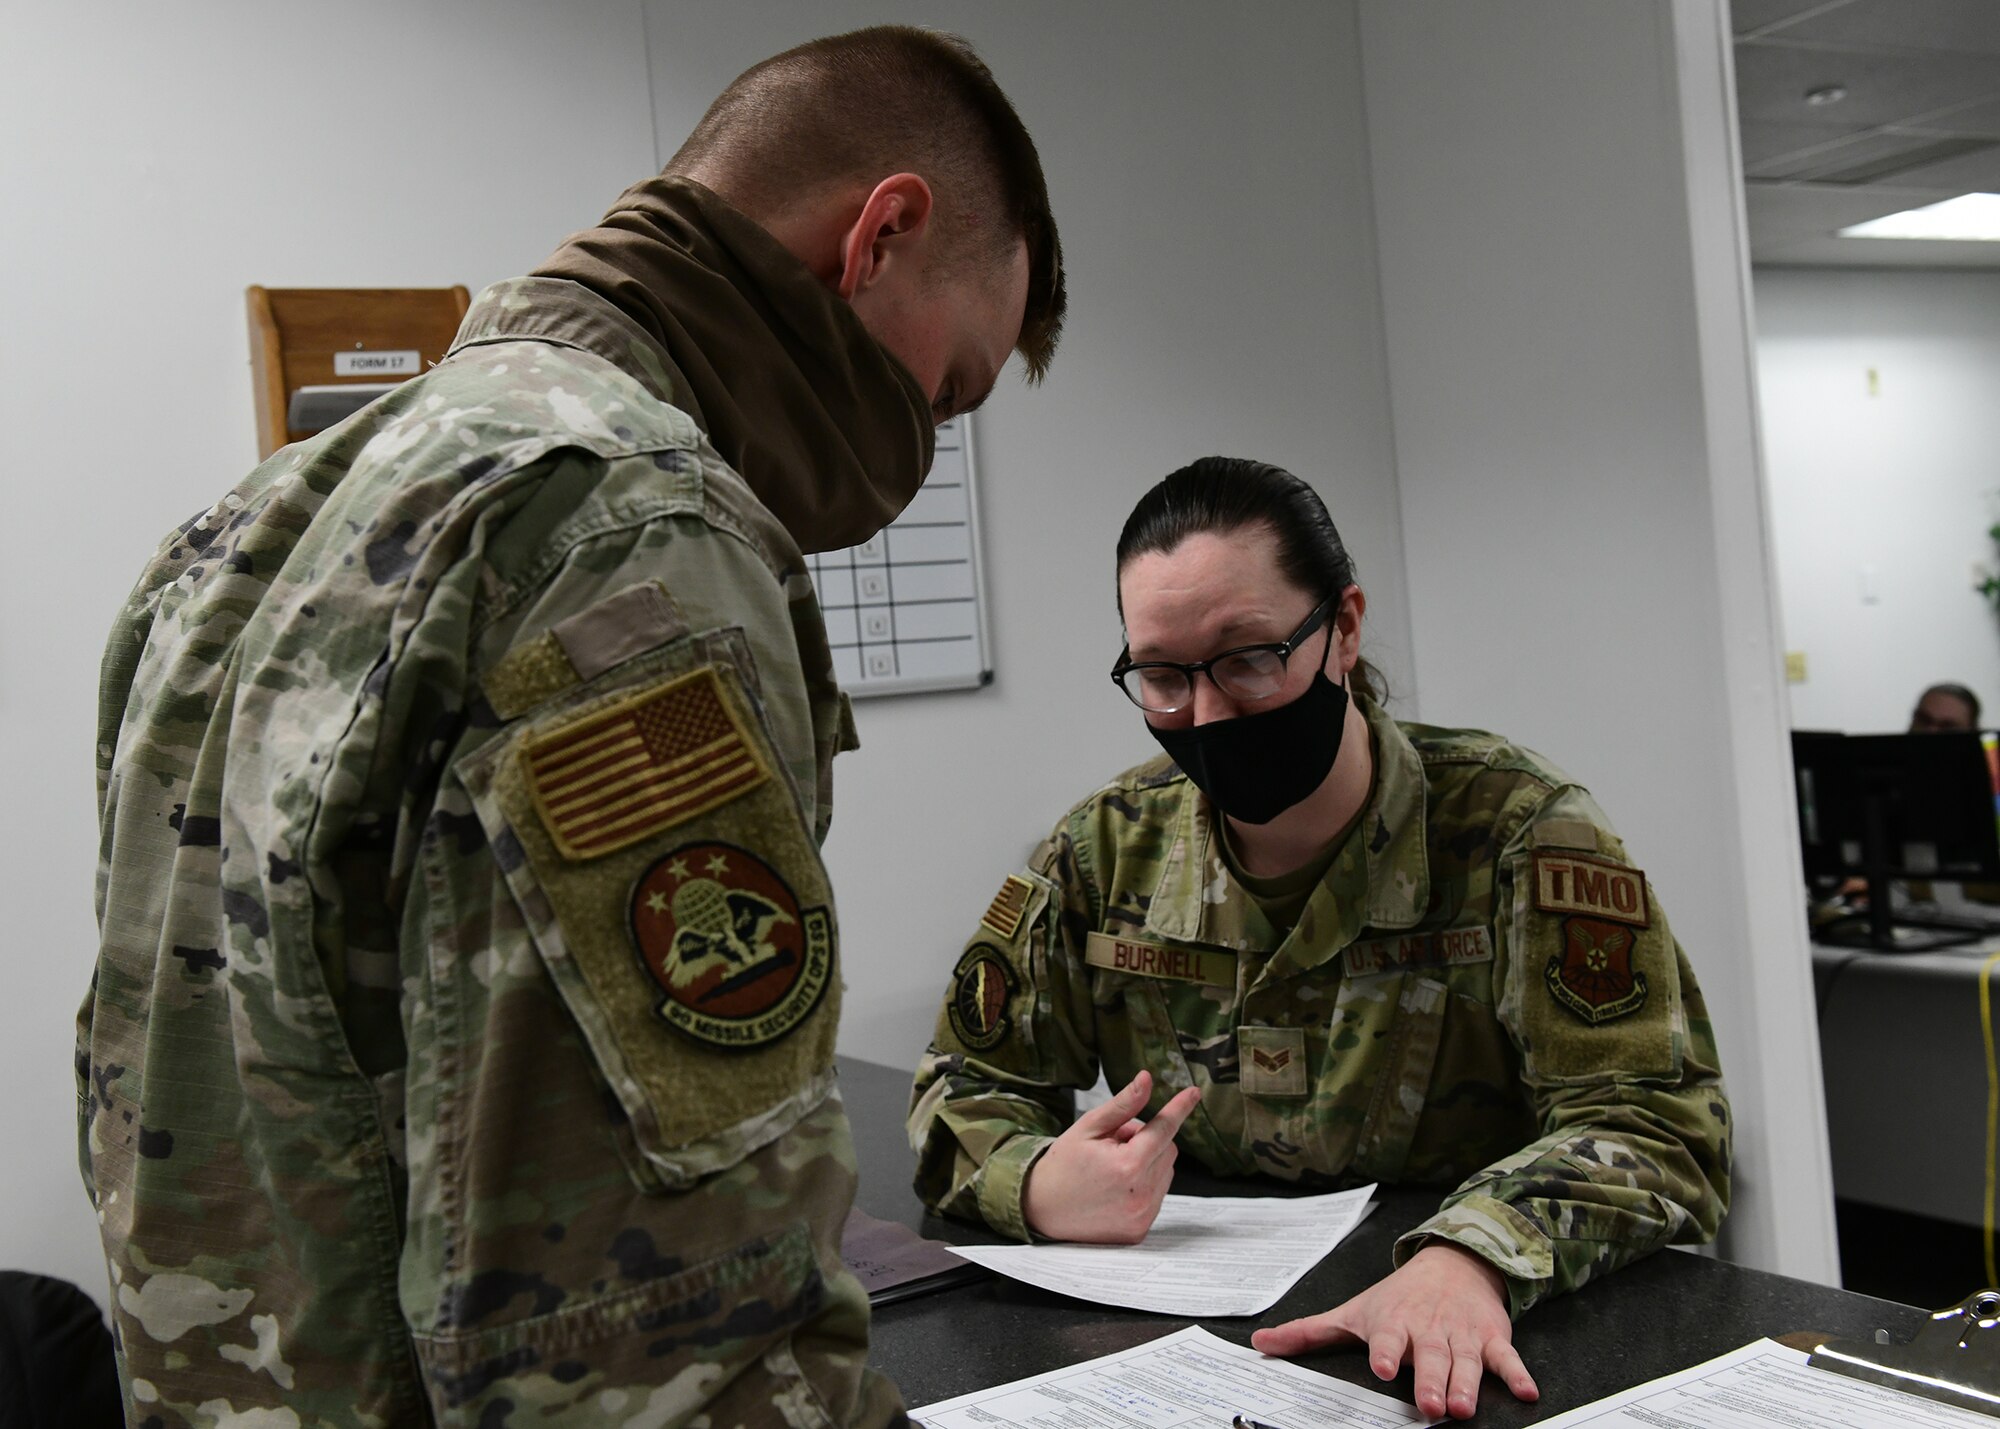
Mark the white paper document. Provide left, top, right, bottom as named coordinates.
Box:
left=1532, top=1337, right=1994, bottom=1427
left=910, top=1324, right=1433, bottom=1427
left=946, top=1185, right=1376, bottom=1316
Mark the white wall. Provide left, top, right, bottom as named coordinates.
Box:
left=1358, top=0, right=1837, bottom=1282
left=1757, top=268, right=2000, bottom=734
left=642, top=0, right=1412, bottom=1068
left=0, top=0, right=658, bottom=1305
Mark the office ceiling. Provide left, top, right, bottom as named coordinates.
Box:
left=1737, top=0, right=2000, bottom=267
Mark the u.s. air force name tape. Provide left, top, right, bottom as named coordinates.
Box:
left=1083, top=932, right=1235, bottom=987
left=1343, top=925, right=1494, bottom=977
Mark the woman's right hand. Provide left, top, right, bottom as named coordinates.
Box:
left=1021, top=1070, right=1202, bottom=1242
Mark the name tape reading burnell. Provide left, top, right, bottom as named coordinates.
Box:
left=1083, top=933, right=1235, bottom=987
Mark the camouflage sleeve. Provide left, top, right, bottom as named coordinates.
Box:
left=1392, top=789, right=1732, bottom=1317
left=907, top=823, right=1105, bottom=1240
left=403, top=496, right=905, bottom=1425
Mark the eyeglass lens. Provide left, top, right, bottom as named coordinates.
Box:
left=1120, top=648, right=1288, bottom=712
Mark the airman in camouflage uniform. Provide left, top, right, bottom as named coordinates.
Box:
left=80, top=26, right=1062, bottom=1427
left=910, top=695, right=1731, bottom=1316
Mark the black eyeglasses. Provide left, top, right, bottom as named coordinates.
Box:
left=1109, top=594, right=1338, bottom=713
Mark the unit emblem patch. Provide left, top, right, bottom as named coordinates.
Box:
left=629, top=842, right=831, bottom=1050
left=1545, top=916, right=1649, bottom=1025
left=948, top=944, right=1019, bottom=1051
left=981, top=875, right=1036, bottom=940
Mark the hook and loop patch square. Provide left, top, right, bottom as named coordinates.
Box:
left=523, top=666, right=768, bottom=860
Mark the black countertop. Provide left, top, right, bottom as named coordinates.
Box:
left=837, top=1055, right=1929, bottom=1424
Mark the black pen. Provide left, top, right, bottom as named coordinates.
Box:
left=1232, top=1417, right=1288, bottom=1429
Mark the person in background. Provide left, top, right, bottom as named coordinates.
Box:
left=1911, top=682, right=1981, bottom=733
left=910, top=457, right=1729, bottom=1423
left=82, top=26, right=1062, bottom=1425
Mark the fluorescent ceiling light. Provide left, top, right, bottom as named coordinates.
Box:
left=1838, top=193, right=2000, bottom=241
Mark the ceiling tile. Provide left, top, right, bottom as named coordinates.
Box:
left=1746, top=181, right=1954, bottom=243
left=1790, top=134, right=1999, bottom=183
left=1738, top=118, right=1884, bottom=168
left=1869, top=143, right=2000, bottom=190
left=1930, top=94, right=2000, bottom=136
left=1734, top=0, right=1858, bottom=38
left=1772, top=0, right=2000, bottom=58
left=1734, top=39, right=2000, bottom=127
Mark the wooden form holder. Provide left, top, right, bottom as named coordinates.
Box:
left=245, top=285, right=469, bottom=459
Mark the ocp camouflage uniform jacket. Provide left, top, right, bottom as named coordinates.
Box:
left=910, top=699, right=1731, bottom=1315
left=82, top=278, right=907, bottom=1427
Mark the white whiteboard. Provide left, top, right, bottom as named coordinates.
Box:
left=805, top=415, right=993, bottom=698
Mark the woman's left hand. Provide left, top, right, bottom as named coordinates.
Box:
left=1249, top=1241, right=1539, bottom=1421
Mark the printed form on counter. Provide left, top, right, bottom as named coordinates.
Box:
left=910, top=1325, right=1434, bottom=1428
left=946, top=1184, right=1377, bottom=1317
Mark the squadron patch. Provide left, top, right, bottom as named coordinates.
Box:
left=980, top=875, right=1036, bottom=940
left=629, top=841, right=832, bottom=1050
left=524, top=667, right=768, bottom=861
left=1532, top=853, right=1650, bottom=928
left=1545, top=916, right=1649, bottom=1025
left=948, top=944, right=1018, bottom=1051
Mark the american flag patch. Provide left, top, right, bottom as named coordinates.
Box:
left=522, top=668, right=768, bottom=861
left=981, top=875, right=1035, bottom=939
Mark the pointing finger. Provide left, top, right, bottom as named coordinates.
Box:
left=1132, top=1084, right=1202, bottom=1151
left=1074, top=1071, right=1153, bottom=1135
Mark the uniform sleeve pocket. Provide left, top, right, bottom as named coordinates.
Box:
left=1513, top=892, right=1680, bottom=1086
left=454, top=633, right=841, bottom=1189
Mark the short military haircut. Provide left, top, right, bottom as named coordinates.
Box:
left=666, top=26, right=1065, bottom=382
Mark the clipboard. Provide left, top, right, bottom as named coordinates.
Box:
left=1784, top=1289, right=2000, bottom=1418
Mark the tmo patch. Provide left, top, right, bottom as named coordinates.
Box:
left=948, top=944, right=1019, bottom=1051
left=1532, top=853, right=1649, bottom=928
left=629, top=842, right=831, bottom=1050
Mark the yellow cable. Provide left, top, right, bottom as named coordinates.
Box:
left=1981, top=948, right=2000, bottom=1289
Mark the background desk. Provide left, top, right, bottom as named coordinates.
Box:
left=1813, top=937, right=1999, bottom=1226
left=838, top=1056, right=1925, bottom=1425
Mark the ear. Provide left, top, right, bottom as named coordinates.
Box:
left=1334, top=584, right=1367, bottom=671
left=835, top=173, right=935, bottom=301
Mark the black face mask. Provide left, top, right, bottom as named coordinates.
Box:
left=1146, top=670, right=1351, bottom=825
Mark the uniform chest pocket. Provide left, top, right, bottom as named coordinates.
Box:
left=1248, top=972, right=1448, bottom=1186
left=1349, top=975, right=1448, bottom=1181
left=1099, top=976, right=1245, bottom=1176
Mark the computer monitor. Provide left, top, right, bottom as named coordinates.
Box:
left=1791, top=729, right=2000, bottom=951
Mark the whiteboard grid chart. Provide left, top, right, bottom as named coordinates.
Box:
left=805, top=415, right=993, bottom=698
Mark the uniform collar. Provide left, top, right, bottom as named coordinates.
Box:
left=448, top=276, right=686, bottom=407
left=1143, top=696, right=1431, bottom=954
